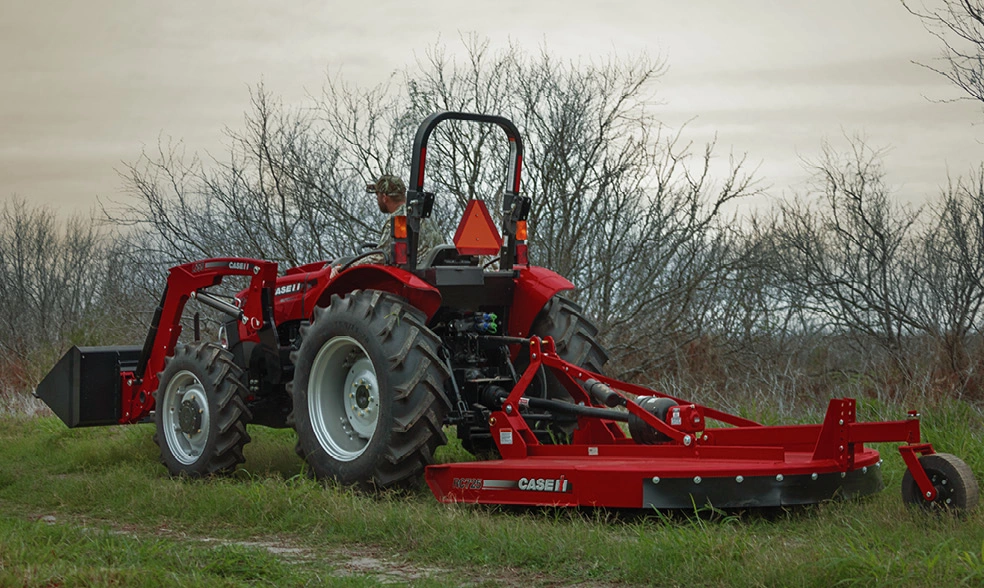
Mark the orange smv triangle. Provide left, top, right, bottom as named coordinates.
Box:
left=454, top=199, right=503, bottom=256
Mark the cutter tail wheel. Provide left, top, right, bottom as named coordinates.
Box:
left=291, top=290, right=451, bottom=490
left=153, top=342, right=252, bottom=477
left=902, top=453, right=979, bottom=513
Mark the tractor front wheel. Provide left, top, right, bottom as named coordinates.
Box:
left=901, top=452, right=979, bottom=513
left=153, top=342, right=252, bottom=477
left=291, top=290, right=451, bottom=490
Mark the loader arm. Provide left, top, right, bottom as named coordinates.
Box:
left=119, top=258, right=280, bottom=423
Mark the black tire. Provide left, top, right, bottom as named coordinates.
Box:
left=458, top=295, right=609, bottom=455
left=291, top=290, right=451, bottom=490
left=525, top=295, right=609, bottom=401
left=902, top=453, right=979, bottom=513
left=526, top=295, right=610, bottom=443
left=153, top=342, right=252, bottom=477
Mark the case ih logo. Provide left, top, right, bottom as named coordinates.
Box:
left=519, top=476, right=570, bottom=493
left=451, top=476, right=571, bottom=493
left=275, top=283, right=303, bottom=297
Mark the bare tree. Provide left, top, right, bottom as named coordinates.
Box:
left=911, top=168, right=984, bottom=388
left=0, top=198, right=135, bottom=392
left=110, top=84, right=377, bottom=268
left=773, top=137, right=922, bottom=376
left=905, top=0, right=984, bottom=106
left=108, top=37, right=762, bottom=385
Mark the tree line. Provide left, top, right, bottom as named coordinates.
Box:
left=5, top=7, right=984, bottom=405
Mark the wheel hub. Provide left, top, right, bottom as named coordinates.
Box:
left=345, top=372, right=378, bottom=438
left=308, top=337, right=380, bottom=461
left=161, top=370, right=211, bottom=466
left=355, top=384, right=371, bottom=409
left=178, top=399, right=203, bottom=434
left=931, top=473, right=953, bottom=505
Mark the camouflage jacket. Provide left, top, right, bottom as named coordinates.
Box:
left=376, top=203, right=444, bottom=263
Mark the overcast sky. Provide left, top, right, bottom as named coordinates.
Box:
left=2, top=0, right=982, bottom=215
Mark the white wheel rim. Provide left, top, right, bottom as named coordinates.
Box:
left=308, top=336, right=380, bottom=461
left=161, top=370, right=211, bottom=465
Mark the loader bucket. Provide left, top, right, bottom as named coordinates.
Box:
left=35, top=346, right=142, bottom=428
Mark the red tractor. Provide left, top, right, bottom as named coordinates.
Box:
left=37, top=112, right=978, bottom=512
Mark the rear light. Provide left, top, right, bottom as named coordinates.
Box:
left=394, top=241, right=408, bottom=264
left=516, top=220, right=528, bottom=241
left=393, top=216, right=407, bottom=239
left=516, top=243, right=529, bottom=265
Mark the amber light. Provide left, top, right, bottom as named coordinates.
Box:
left=516, top=220, right=528, bottom=241
left=393, top=216, right=408, bottom=239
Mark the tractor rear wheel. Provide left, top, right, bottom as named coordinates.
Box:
left=153, top=342, right=252, bottom=477
left=291, top=290, right=451, bottom=490
left=527, top=295, right=609, bottom=401
left=901, top=452, right=979, bottom=513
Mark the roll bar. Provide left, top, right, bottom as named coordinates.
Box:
left=404, top=112, right=530, bottom=271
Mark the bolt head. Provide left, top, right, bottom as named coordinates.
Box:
left=736, top=476, right=744, bottom=483
left=694, top=476, right=702, bottom=484
left=811, top=473, right=818, bottom=481
left=776, top=474, right=784, bottom=482
left=926, top=491, right=933, bottom=499
left=652, top=477, right=660, bottom=484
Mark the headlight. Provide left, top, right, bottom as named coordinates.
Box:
left=218, top=325, right=229, bottom=349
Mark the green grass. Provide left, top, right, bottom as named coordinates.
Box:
left=0, top=403, right=983, bottom=587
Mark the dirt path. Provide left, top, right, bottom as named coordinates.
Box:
left=29, top=512, right=619, bottom=587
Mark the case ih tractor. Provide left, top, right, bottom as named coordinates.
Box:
left=37, top=112, right=978, bottom=513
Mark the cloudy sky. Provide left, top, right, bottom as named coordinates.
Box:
left=2, top=0, right=982, bottom=215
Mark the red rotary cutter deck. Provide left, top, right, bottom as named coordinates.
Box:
left=426, top=337, right=973, bottom=510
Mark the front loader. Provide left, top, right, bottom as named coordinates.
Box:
left=36, top=112, right=978, bottom=513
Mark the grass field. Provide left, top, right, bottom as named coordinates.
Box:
left=1, top=400, right=983, bottom=587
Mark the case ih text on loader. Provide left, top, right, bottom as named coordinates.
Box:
left=37, top=112, right=979, bottom=513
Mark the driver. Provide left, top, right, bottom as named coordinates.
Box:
left=370, top=174, right=443, bottom=259
left=331, top=174, right=443, bottom=277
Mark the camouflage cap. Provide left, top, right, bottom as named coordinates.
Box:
left=367, top=174, right=406, bottom=198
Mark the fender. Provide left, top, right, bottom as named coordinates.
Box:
left=508, top=265, right=574, bottom=338
left=320, top=265, right=443, bottom=321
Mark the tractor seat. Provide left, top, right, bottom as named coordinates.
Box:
left=419, top=244, right=480, bottom=269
